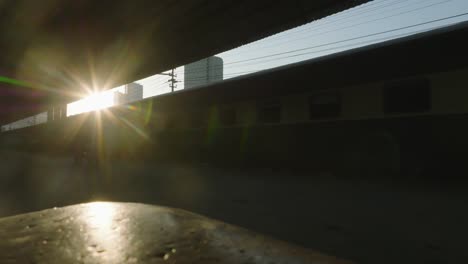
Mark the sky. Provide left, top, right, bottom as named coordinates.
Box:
left=5, top=0, right=468, bottom=127
left=134, top=0, right=468, bottom=99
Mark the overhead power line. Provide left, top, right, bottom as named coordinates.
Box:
left=129, top=4, right=468, bottom=98
left=222, top=0, right=411, bottom=55
left=132, top=1, right=463, bottom=94
left=221, top=11, right=468, bottom=66
left=176, top=15, right=463, bottom=79
left=178, top=25, right=439, bottom=85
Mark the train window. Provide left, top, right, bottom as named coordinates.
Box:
left=309, top=91, right=341, bottom=119
left=258, top=100, right=282, bottom=123
left=384, top=78, right=431, bottom=114
left=220, top=108, right=237, bottom=126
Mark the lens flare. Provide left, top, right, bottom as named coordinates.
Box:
left=67, top=91, right=115, bottom=116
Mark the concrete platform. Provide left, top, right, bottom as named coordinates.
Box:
left=1, top=150, right=468, bottom=263
left=0, top=202, right=348, bottom=264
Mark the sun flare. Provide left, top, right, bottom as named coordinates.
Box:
left=67, top=90, right=115, bottom=116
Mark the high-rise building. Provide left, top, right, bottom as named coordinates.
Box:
left=114, top=83, right=144, bottom=105
left=184, top=56, right=223, bottom=89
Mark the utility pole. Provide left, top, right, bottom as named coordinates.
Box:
left=158, top=69, right=178, bottom=92
left=169, top=69, right=178, bottom=92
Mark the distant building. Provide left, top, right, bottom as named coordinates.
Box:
left=47, top=105, right=67, bottom=122
left=184, top=56, right=223, bottom=89
left=113, top=91, right=125, bottom=106
left=114, top=83, right=144, bottom=105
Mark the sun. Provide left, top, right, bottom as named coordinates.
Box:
left=67, top=90, right=115, bottom=116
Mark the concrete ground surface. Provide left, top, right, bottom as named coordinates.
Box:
left=0, top=150, right=467, bottom=263
left=0, top=202, right=348, bottom=264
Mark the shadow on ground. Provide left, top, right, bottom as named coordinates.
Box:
left=0, top=150, right=467, bottom=264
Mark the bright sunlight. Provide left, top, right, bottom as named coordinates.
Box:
left=67, top=90, right=115, bottom=116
